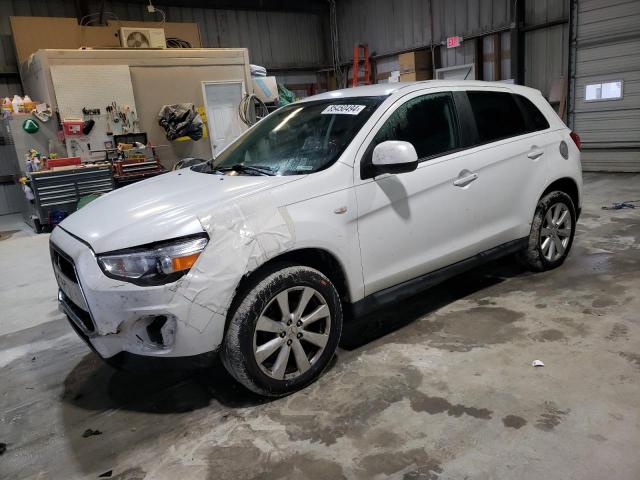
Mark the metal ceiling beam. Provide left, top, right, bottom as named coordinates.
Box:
left=128, top=0, right=328, bottom=14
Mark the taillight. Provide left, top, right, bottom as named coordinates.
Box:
left=570, top=131, right=581, bottom=150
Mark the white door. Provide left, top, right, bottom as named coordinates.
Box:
left=355, top=91, right=481, bottom=295
left=457, top=89, right=552, bottom=246
left=202, top=81, right=245, bottom=157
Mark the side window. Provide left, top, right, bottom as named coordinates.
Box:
left=371, top=92, right=460, bottom=160
left=467, top=91, right=528, bottom=144
left=516, top=94, right=550, bottom=132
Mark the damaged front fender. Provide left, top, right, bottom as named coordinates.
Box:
left=173, top=191, right=296, bottom=333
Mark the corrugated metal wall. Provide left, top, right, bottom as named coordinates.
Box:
left=84, top=1, right=328, bottom=69
left=435, top=0, right=510, bottom=70
left=0, top=0, right=328, bottom=98
left=571, top=0, right=640, bottom=171
left=336, top=0, right=511, bottom=60
left=524, top=0, right=570, bottom=95
left=336, top=0, right=568, bottom=91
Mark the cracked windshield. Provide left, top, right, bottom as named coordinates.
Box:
left=203, top=96, right=386, bottom=176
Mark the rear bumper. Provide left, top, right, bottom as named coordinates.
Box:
left=50, top=226, right=227, bottom=359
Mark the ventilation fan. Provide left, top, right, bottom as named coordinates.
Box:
left=119, top=28, right=166, bottom=49
left=126, top=31, right=150, bottom=48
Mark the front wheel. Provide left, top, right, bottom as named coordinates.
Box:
left=519, top=190, right=576, bottom=272
left=221, top=265, right=342, bottom=397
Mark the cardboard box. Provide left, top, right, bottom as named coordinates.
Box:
left=400, top=70, right=432, bottom=82
left=399, top=50, right=432, bottom=74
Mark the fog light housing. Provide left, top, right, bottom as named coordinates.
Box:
left=132, top=314, right=177, bottom=350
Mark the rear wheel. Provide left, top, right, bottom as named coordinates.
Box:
left=519, top=191, right=576, bottom=271
left=221, top=265, right=342, bottom=397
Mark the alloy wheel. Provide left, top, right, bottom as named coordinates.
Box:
left=540, top=202, right=572, bottom=262
left=252, top=286, right=331, bottom=380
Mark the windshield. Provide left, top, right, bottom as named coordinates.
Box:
left=202, top=96, right=386, bottom=176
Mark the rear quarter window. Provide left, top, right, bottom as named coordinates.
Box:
left=467, top=91, right=528, bottom=143
left=516, top=95, right=550, bottom=132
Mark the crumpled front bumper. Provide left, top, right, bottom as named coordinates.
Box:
left=50, top=226, right=227, bottom=359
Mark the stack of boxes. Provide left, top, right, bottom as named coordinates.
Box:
left=399, top=50, right=433, bottom=82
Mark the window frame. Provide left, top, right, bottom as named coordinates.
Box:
left=584, top=80, right=624, bottom=102
left=360, top=91, right=466, bottom=179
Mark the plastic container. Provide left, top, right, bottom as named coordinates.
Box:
left=63, top=120, right=84, bottom=136
left=22, top=95, right=36, bottom=113
left=11, top=95, right=24, bottom=113
left=1, top=97, right=12, bottom=113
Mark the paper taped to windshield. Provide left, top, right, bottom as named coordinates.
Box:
left=321, top=104, right=366, bottom=115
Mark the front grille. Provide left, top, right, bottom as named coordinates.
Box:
left=50, top=243, right=95, bottom=334
left=59, top=290, right=95, bottom=333
left=52, top=248, right=78, bottom=283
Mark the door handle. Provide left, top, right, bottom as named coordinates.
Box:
left=527, top=150, right=544, bottom=160
left=453, top=170, right=479, bottom=187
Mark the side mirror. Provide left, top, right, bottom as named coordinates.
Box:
left=371, top=140, right=419, bottom=176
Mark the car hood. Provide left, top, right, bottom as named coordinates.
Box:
left=59, top=168, right=301, bottom=253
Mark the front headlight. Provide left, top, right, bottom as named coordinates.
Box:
left=97, top=234, right=208, bottom=286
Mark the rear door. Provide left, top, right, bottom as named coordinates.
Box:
left=454, top=89, right=553, bottom=246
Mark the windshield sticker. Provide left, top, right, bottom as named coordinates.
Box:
left=321, top=104, right=366, bottom=115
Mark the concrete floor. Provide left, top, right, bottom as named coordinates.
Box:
left=1, top=172, right=639, bottom=480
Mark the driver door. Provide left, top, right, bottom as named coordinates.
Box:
left=354, top=90, right=480, bottom=295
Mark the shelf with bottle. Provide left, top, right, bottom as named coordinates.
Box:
left=2, top=95, right=38, bottom=114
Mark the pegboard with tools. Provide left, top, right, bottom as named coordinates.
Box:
left=50, top=65, right=140, bottom=161
left=105, top=101, right=140, bottom=136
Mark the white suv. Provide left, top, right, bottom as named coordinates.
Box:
left=50, top=81, right=582, bottom=396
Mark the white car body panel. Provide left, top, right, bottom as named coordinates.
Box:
left=60, top=169, right=302, bottom=253
left=50, top=80, right=582, bottom=360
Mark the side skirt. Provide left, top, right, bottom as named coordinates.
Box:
left=351, top=237, right=528, bottom=318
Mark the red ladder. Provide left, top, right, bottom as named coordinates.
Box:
left=352, top=44, right=370, bottom=87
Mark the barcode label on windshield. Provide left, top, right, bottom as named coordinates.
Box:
left=321, top=104, right=366, bottom=115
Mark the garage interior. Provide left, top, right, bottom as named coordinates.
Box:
left=1, top=0, right=639, bottom=479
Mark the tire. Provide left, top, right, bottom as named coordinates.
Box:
left=221, top=264, right=342, bottom=397
left=519, top=190, right=576, bottom=272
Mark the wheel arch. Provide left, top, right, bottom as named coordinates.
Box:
left=541, top=177, right=580, bottom=215
left=226, top=247, right=351, bottom=325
